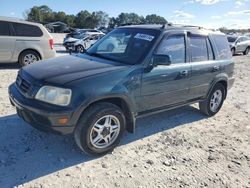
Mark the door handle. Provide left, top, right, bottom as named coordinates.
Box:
left=180, top=70, right=188, bottom=76
left=213, top=66, right=220, bottom=72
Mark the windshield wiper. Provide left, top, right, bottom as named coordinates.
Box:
left=85, top=52, right=125, bottom=64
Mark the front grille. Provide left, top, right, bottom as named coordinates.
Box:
left=16, top=74, right=32, bottom=94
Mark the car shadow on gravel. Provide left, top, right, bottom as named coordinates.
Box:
left=0, top=63, right=20, bottom=69
left=123, top=105, right=206, bottom=144
left=0, top=105, right=206, bottom=187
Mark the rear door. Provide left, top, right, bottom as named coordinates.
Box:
left=188, top=33, right=219, bottom=98
left=0, top=21, right=15, bottom=62
left=140, top=31, right=191, bottom=112
left=235, top=37, right=245, bottom=52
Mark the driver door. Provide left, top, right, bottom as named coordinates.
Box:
left=139, top=32, right=191, bottom=112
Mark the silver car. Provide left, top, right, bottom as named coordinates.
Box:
left=227, top=35, right=250, bottom=56
left=0, top=17, right=56, bottom=66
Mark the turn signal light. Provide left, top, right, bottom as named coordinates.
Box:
left=58, top=117, right=68, bottom=125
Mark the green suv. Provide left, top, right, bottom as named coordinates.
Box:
left=9, top=24, right=235, bottom=155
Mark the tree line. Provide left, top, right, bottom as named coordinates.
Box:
left=25, top=5, right=167, bottom=29
left=219, top=27, right=250, bottom=34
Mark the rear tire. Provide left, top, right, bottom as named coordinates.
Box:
left=19, top=50, right=40, bottom=67
left=199, top=83, right=225, bottom=116
left=231, top=48, right=235, bottom=56
left=243, top=47, right=249, bottom=55
left=74, top=102, right=126, bottom=155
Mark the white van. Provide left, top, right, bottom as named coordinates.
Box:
left=0, top=17, right=56, bottom=66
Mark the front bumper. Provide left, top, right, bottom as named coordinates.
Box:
left=9, top=84, right=75, bottom=135
left=63, top=43, right=76, bottom=51
left=43, top=49, right=56, bottom=60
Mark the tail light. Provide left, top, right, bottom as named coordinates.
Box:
left=49, top=39, right=54, bottom=50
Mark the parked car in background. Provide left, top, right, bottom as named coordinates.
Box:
left=71, top=33, right=105, bottom=53
left=227, top=35, right=250, bottom=55
left=63, top=32, right=104, bottom=52
left=0, top=17, right=56, bottom=66
left=9, top=24, right=234, bottom=155
left=245, top=33, right=250, bottom=38
left=64, top=29, right=104, bottom=41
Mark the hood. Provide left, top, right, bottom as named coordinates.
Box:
left=64, top=37, right=79, bottom=43
left=229, top=42, right=233, bottom=46
left=23, top=54, right=127, bottom=85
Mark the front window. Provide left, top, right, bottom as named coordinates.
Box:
left=156, top=35, right=186, bottom=64
left=86, top=28, right=161, bottom=65
left=227, top=36, right=237, bottom=43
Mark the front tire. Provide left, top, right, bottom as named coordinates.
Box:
left=199, top=83, right=225, bottom=116
left=19, top=50, right=40, bottom=67
left=243, top=47, right=249, bottom=55
left=74, top=102, right=126, bottom=155
left=76, top=45, right=85, bottom=53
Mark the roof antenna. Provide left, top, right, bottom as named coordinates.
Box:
left=162, top=21, right=173, bottom=29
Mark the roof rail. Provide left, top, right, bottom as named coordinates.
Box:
left=181, top=25, right=203, bottom=29
left=162, top=23, right=204, bottom=30
left=120, top=23, right=133, bottom=26
left=162, top=22, right=173, bottom=29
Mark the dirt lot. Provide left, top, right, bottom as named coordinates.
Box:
left=0, top=52, right=249, bottom=188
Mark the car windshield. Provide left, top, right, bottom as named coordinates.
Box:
left=227, top=36, right=237, bottom=43
left=86, top=28, right=161, bottom=65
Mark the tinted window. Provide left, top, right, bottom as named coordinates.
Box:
left=190, top=35, right=208, bottom=62
left=87, top=28, right=160, bottom=65
left=212, top=34, right=231, bottom=60
left=237, top=38, right=243, bottom=43
left=0, top=21, right=10, bottom=36
left=12, top=22, right=43, bottom=37
left=156, top=35, right=185, bottom=64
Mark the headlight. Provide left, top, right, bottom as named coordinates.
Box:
left=35, top=86, right=72, bottom=106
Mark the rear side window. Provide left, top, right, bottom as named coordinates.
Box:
left=0, top=21, right=10, bottom=36
left=156, top=35, right=186, bottom=64
left=212, top=34, right=231, bottom=60
left=12, top=22, right=43, bottom=37
left=190, top=35, right=208, bottom=62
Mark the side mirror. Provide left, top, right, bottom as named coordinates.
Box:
left=153, top=54, right=172, bottom=66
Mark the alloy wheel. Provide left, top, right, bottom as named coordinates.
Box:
left=23, top=54, right=38, bottom=65
left=90, top=115, right=120, bottom=149
left=210, top=90, right=223, bottom=112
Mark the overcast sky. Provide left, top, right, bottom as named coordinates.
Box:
left=1, top=0, right=250, bottom=29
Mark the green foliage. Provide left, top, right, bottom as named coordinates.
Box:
left=145, top=14, right=167, bottom=24
left=94, top=11, right=110, bottom=27
left=219, top=27, right=250, bottom=34
left=26, top=5, right=168, bottom=29
left=27, top=5, right=54, bottom=23
left=116, top=13, right=144, bottom=25
left=108, top=13, right=168, bottom=28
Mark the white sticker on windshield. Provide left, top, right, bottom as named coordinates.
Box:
left=134, top=33, right=155, bottom=41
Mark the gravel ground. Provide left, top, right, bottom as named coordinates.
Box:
left=0, top=51, right=249, bottom=188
